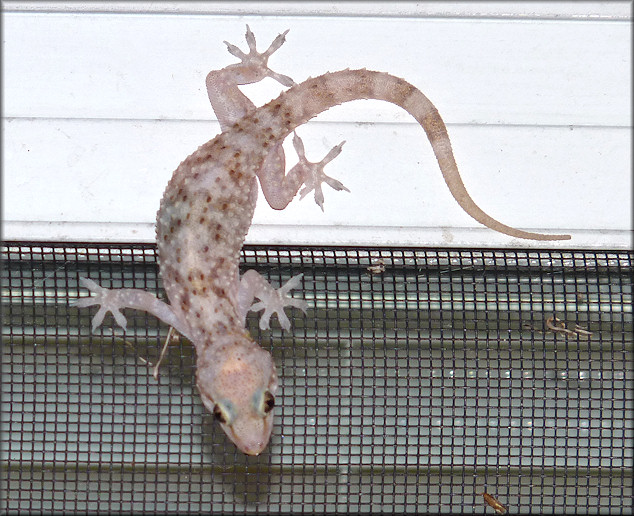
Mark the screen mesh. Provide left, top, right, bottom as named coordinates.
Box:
left=2, top=242, right=632, bottom=513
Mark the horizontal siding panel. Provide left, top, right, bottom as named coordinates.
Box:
left=3, top=14, right=630, bottom=127
left=3, top=117, right=631, bottom=247
left=3, top=1, right=632, bottom=20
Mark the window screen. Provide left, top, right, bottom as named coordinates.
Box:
left=2, top=242, right=632, bottom=513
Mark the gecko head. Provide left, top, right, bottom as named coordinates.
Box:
left=195, top=331, right=278, bottom=456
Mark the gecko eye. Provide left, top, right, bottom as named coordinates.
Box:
left=263, top=391, right=275, bottom=414
left=213, top=404, right=229, bottom=424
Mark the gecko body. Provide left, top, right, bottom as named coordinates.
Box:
left=74, top=27, right=570, bottom=455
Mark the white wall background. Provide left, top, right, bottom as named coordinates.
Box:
left=2, top=1, right=632, bottom=249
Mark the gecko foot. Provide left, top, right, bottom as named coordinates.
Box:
left=72, top=277, right=129, bottom=332
left=292, top=132, right=350, bottom=211
left=223, top=24, right=295, bottom=87
left=251, top=274, right=308, bottom=330
left=240, top=271, right=308, bottom=331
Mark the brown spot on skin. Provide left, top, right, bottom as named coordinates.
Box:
left=422, top=110, right=446, bottom=138
left=202, top=246, right=209, bottom=253
left=390, top=79, right=416, bottom=104
left=317, top=89, right=336, bottom=102
left=214, top=233, right=221, bottom=242
left=233, top=152, right=240, bottom=158
left=206, top=195, right=211, bottom=203
left=189, top=149, right=212, bottom=166
left=229, top=170, right=243, bottom=184
left=199, top=217, right=205, bottom=224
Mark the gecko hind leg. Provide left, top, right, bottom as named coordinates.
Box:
left=223, top=24, right=296, bottom=87
left=238, top=270, right=308, bottom=330
left=292, top=132, right=349, bottom=211
left=258, top=131, right=349, bottom=211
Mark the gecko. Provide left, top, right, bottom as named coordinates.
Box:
left=72, top=26, right=571, bottom=456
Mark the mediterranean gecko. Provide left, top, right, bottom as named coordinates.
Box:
left=73, top=26, right=571, bottom=455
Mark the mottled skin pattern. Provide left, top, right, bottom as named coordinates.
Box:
left=73, top=27, right=571, bottom=456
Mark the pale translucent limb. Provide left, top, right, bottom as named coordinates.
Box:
left=206, top=25, right=296, bottom=129
left=293, top=132, right=349, bottom=210
left=258, top=131, right=349, bottom=210
left=222, top=24, right=296, bottom=87
left=237, top=270, right=308, bottom=330
left=72, top=277, right=191, bottom=338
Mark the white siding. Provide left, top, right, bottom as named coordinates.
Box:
left=2, top=1, right=632, bottom=248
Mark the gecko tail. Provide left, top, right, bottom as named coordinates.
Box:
left=370, top=71, right=572, bottom=241
left=397, top=83, right=572, bottom=241
left=262, top=69, right=571, bottom=241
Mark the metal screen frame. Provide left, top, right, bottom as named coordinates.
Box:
left=2, top=242, right=632, bottom=513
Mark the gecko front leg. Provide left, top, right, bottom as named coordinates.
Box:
left=72, top=277, right=192, bottom=338
left=238, top=270, right=308, bottom=330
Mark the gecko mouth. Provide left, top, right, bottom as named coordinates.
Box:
left=224, top=418, right=273, bottom=456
